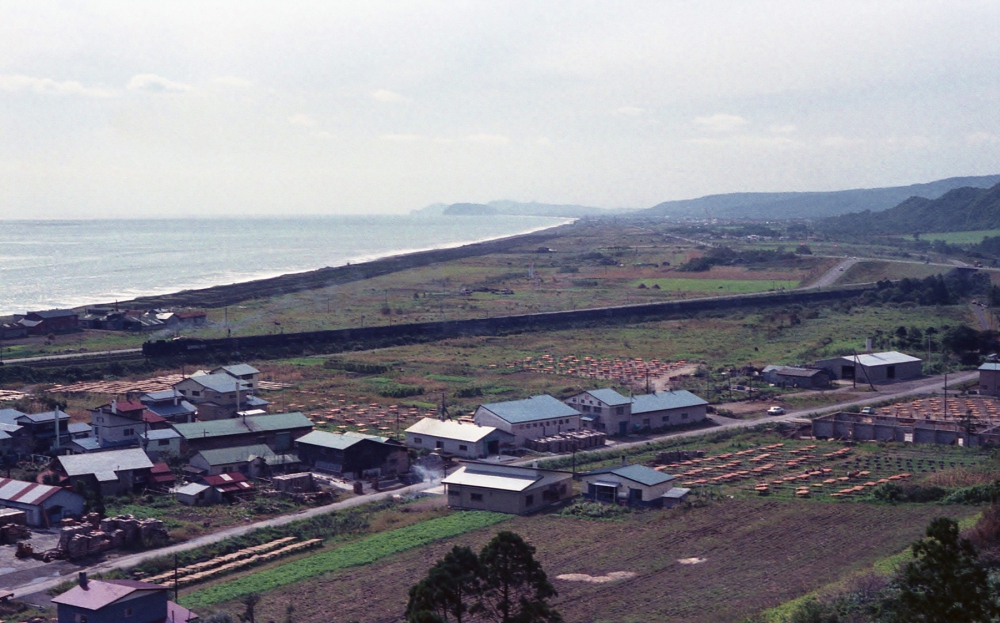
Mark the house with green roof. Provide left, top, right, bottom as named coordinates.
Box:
left=171, top=412, right=313, bottom=454
left=580, top=462, right=685, bottom=508
left=563, top=388, right=707, bottom=436
left=188, top=443, right=300, bottom=478
left=295, top=430, right=408, bottom=480
left=473, top=395, right=581, bottom=446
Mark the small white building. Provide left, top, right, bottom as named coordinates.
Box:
left=814, top=351, right=923, bottom=383
left=140, top=429, right=182, bottom=460
left=442, top=462, right=573, bottom=515
left=0, top=477, right=85, bottom=527
left=564, top=388, right=707, bottom=435
left=174, top=482, right=213, bottom=506
left=473, top=395, right=581, bottom=446
left=979, top=363, right=1000, bottom=396
left=580, top=464, right=678, bottom=508
left=405, top=418, right=513, bottom=458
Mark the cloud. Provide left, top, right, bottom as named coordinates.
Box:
left=883, top=135, right=930, bottom=149
left=615, top=106, right=645, bottom=116
left=769, top=124, right=797, bottom=134
left=213, top=76, right=253, bottom=88
left=371, top=89, right=408, bottom=103
left=126, top=74, right=192, bottom=93
left=693, top=113, right=749, bottom=133
left=464, top=133, right=510, bottom=145
left=380, top=133, right=423, bottom=142
left=820, top=136, right=865, bottom=148
left=966, top=132, right=1000, bottom=145
left=536, top=137, right=553, bottom=146
left=0, top=74, right=115, bottom=98
left=287, top=114, right=317, bottom=127
left=686, top=135, right=800, bottom=148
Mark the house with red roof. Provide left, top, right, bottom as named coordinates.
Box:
left=52, top=573, right=198, bottom=623
left=89, top=399, right=169, bottom=449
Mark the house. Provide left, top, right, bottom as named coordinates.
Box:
left=405, top=418, right=513, bottom=458
left=0, top=412, right=26, bottom=460
left=0, top=477, right=85, bottom=527
left=473, top=395, right=581, bottom=445
left=172, top=372, right=268, bottom=420
left=199, top=472, right=255, bottom=502
left=148, top=462, right=176, bottom=489
left=0, top=323, right=27, bottom=340
left=171, top=412, right=313, bottom=454
left=139, top=390, right=197, bottom=423
left=174, top=482, right=212, bottom=506
left=814, top=351, right=923, bottom=383
left=979, top=363, right=1000, bottom=396
left=295, top=430, right=408, bottom=480
left=662, top=487, right=692, bottom=508
left=442, top=462, right=573, bottom=515
left=187, top=444, right=299, bottom=478
left=761, top=366, right=831, bottom=389
left=56, top=448, right=154, bottom=497
left=629, top=390, right=709, bottom=432
left=139, top=429, right=182, bottom=460
left=3, top=408, right=72, bottom=453
left=52, top=574, right=198, bottom=623
left=89, top=400, right=167, bottom=449
left=15, top=309, right=79, bottom=335
left=210, top=364, right=261, bottom=392
left=580, top=463, right=678, bottom=508
left=565, top=388, right=707, bottom=435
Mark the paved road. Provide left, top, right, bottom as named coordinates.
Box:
left=2, top=348, right=143, bottom=366
left=802, top=257, right=860, bottom=289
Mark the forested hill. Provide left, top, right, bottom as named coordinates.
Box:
left=818, top=182, right=1000, bottom=236
left=639, top=175, right=1000, bottom=219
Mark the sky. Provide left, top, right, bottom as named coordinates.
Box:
left=1, top=1, right=999, bottom=218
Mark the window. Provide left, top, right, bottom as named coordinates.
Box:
left=158, top=439, right=170, bottom=446
left=93, top=426, right=100, bottom=436
left=448, top=486, right=460, bottom=496
left=681, top=413, right=688, bottom=420
left=642, top=419, right=650, bottom=428
left=436, top=441, right=444, bottom=449
left=413, top=437, right=422, bottom=444
left=192, top=390, right=201, bottom=397
left=525, top=494, right=534, bottom=506
left=458, top=444, right=468, bottom=451
left=123, top=428, right=134, bottom=436
left=616, top=406, right=624, bottom=415
left=74, top=615, right=88, bottom=623
left=593, top=407, right=602, bottom=414
left=223, top=466, right=234, bottom=473
left=582, top=405, right=591, bottom=412
left=124, top=607, right=133, bottom=617
left=470, top=493, right=483, bottom=502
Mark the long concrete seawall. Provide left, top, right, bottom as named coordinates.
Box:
left=144, top=283, right=877, bottom=358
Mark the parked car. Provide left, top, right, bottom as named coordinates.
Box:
left=861, top=407, right=876, bottom=415
left=766, top=406, right=785, bottom=415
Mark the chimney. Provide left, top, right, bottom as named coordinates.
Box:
left=53, top=406, right=61, bottom=450
left=78, top=571, right=88, bottom=588
left=111, top=399, right=117, bottom=415
left=621, top=455, right=627, bottom=467
left=866, top=337, right=873, bottom=353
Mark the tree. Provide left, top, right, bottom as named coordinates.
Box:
left=405, top=546, right=482, bottom=623
left=238, top=592, right=261, bottom=623
left=477, top=532, right=562, bottom=623
left=895, top=517, right=998, bottom=623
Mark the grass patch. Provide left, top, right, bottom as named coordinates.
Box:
left=630, top=278, right=799, bottom=293
left=425, top=374, right=475, bottom=383
left=910, top=229, right=1000, bottom=244
left=180, top=511, right=508, bottom=609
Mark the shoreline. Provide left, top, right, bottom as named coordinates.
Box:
left=115, top=219, right=575, bottom=310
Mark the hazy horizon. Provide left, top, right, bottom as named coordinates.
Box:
left=2, top=2, right=999, bottom=219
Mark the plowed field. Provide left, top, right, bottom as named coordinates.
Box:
left=211, top=499, right=977, bottom=623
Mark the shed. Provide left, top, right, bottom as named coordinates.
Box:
left=761, top=366, right=831, bottom=389
left=814, top=351, right=923, bottom=383
left=473, top=395, right=581, bottom=445
left=442, top=462, right=573, bottom=515
left=405, top=418, right=513, bottom=458
left=174, top=482, right=212, bottom=506
left=629, top=390, right=708, bottom=433
left=171, top=412, right=313, bottom=454
left=662, top=487, right=691, bottom=508
left=295, top=430, right=407, bottom=480
left=580, top=464, right=678, bottom=507
left=188, top=444, right=298, bottom=478
left=979, top=363, right=1000, bottom=396
left=140, top=428, right=181, bottom=460
left=0, top=477, right=84, bottom=527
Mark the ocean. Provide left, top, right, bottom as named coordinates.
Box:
left=0, top=215, right=569, bottom=317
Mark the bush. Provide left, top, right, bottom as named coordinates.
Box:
left=942, top=481, right=1000, bottom=505
left=868, top=482, right=946, bottom=504
left=557, top=501, right=632, bottom=521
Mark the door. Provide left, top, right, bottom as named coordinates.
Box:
left=629, top=488, right=643, bottom=504
left=618, top=421, right=627, bottom=436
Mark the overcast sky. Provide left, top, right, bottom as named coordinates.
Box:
left=1, top=1, right=998, bottom=218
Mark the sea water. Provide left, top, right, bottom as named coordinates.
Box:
left=0, top=215, right=569, bottom=316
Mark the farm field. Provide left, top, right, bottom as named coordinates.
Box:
left=839, top=260, right=947, bottom=285
left=199, top=499, right=979, bottom=623
left=910, top=229, right=1000, bottom=244
left=629, top=277, right=801, bottom=293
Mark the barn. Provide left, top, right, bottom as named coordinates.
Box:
left=814, top=351, right=923, bottom=383
left=0, top=477, right=84, bottom=527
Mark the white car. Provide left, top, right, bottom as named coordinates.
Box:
left=766, top=406, right=785, bottom=415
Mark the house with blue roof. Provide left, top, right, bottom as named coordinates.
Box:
left=580, top=462, right=686, bottom=508
left=173, top=371, right=269, bottom=421
left=564, top=388, right=707, bottom=435
left=474, top=395, right=581, bottom=445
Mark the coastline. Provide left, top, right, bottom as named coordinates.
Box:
left=115, top=219, right=575, bottom=310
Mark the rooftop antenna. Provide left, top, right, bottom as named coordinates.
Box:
left=53, top=405, right=61, bottom=451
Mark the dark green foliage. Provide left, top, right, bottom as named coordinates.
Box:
left=895, top=517, right=998, bottom=622
left=868, top=483, right=946, bottom=504
left=405, top=532, right=561, bottom=623
left=323, top=359, right=391, bottom=374
left=795, top=244, right=813, bottom=255
left=677, top=246, right=797, bottom=272
left=787, top=599, right=839, bottom=623
left=367, top=378, right=425, bottom=398
left=941, top=481, right=1000, bottom=506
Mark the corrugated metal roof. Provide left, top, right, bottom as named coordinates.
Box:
left=0, top=409, right=25, bottom=425
left=479, top=395, right=580, bottom=424
left=663, top=487, right=691, bottom=499
left=181, top=372, right=252, bottom=394
left=140, top=429, right=181, bottom=440
left=0, top=477, right=65, bottom=505
left=844, top=351, right=922, bottom=366
left=296, top=429, right=389, bottom=450
left=442, top=466, right=541, bottom=491
left=17, top=410, right=69, bottom=424
left=773, top=367, right=826, bottom=378
left=405, top=418, right=499, bottom=442
left=630, top=390, right=707, bottom=415
left=980, top=363, right=1000, bottom=371
left=174, top=482, right=210, bottom=496
left=583, top=388, right=631, bottom=406
left=172, top=412, right=311, bottom=440
left=58, top=448, right=153, bottom=477
left=214, top=364, right=260, bottom=377
left=584, top=464, right=676, bottom=487
left=51, top=579, right=163, bottom=611
left=67, top=422, right=92, bottom=435
left=194, top=444, right=277, bottom=466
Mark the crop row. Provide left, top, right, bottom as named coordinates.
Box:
left=146, top=537, right=298, bottom=584
left=181, top=511, right=508, bottom=609
left=157, top=539, right=323, bottom=588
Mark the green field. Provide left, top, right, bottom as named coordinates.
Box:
left=910, top=229, right=1000, bottom=244
left=839, top=261, right=945, bottom=284
left=630, top=278, right=800, bottom=293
